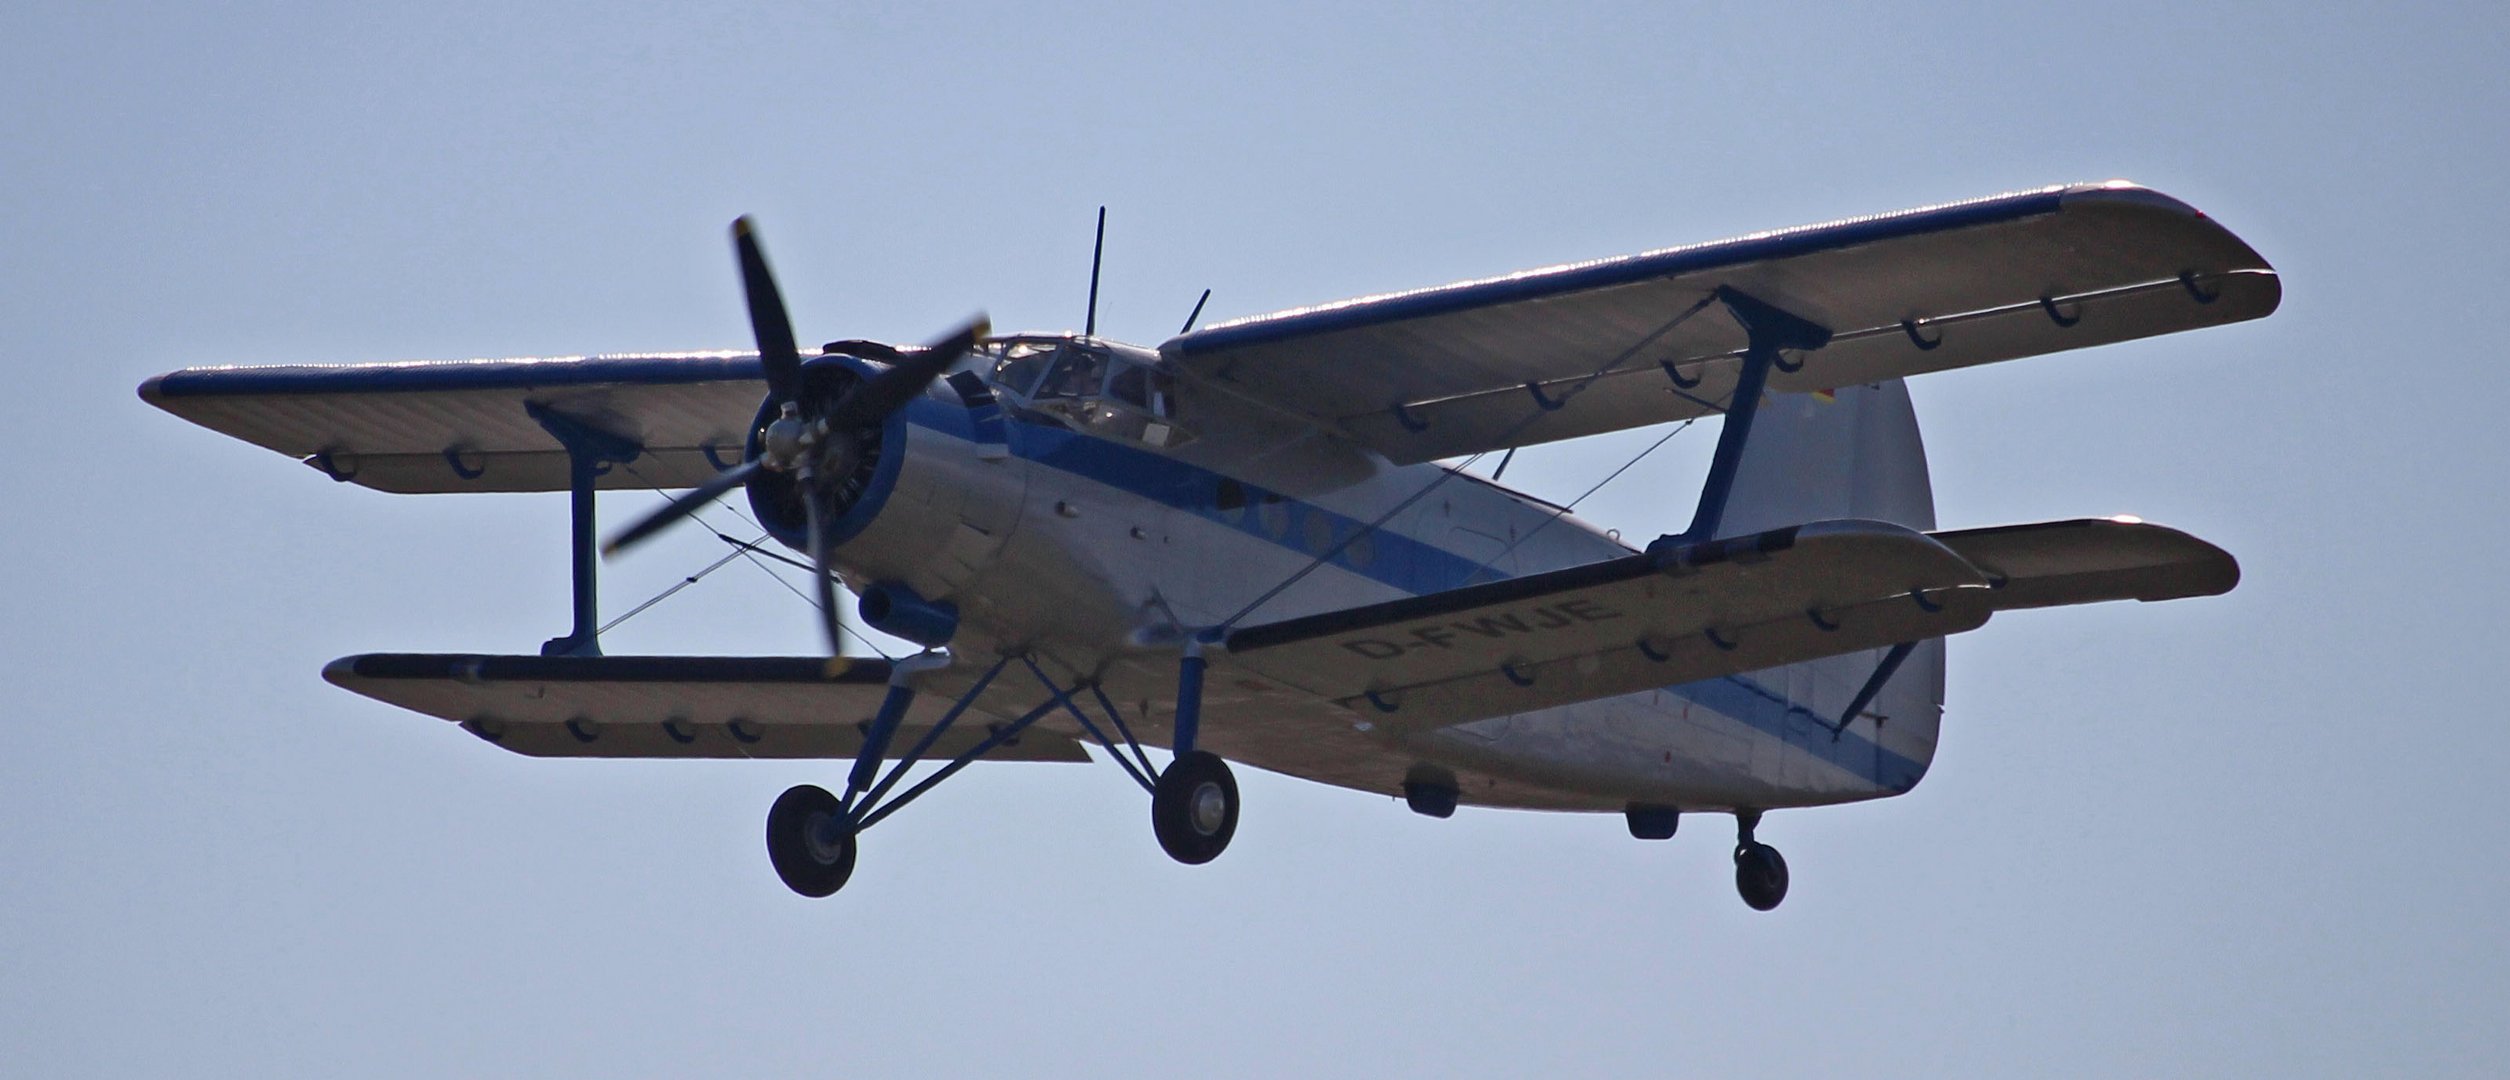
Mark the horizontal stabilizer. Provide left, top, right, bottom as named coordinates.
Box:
left=1933, top=517, right=2239, bottom=608
left=324, top=653, right=1090, bottom=761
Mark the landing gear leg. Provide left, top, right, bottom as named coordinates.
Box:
left=1151, top=637, right=1240, bottom=864
left=1733, top=808, right=1789, bottom=911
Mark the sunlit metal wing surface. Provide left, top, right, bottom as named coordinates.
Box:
left=139, top=353, right=767, bottom=492
left=1163, top=182, right=2279, bottom=464
left=1222, top=521, right=1990, bottom=724
left=324, top=653, right=1090, bottom=761
left=1217, top=518, right=2234, bottom=729
left=1931, top=517, right=2240, bottom=608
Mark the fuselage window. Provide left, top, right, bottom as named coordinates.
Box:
left=1303, top=511, right=1335, bottom=554
left=1258, top=493, right=1289, bottom=538
left=1346, top=531, right=1375, bottom=570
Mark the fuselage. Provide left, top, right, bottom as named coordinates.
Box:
left=796, top=335, right=1940, bottom=814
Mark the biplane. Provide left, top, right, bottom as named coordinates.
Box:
left=141, top=181, right=2276, bottom=909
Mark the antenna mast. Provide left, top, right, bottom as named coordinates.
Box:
left=1084, top=206, right=1106, bottom=337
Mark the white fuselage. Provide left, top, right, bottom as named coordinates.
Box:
left=816, top=343, right=1941, bottom=815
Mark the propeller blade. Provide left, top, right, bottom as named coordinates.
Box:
left=734, top=217, right=803, bottom=400
left=801, top=477, right=848, bottom=657
left=600, top=458, right=762, bottom=558
left=819, top=316, right=990, bottom=433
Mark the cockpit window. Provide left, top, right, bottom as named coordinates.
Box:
left=975, top=336, right=1194, bottom=449
left=1035, top=345, right=1108, bottom=400
left=988, top=340, right=1060, bottom=398
left=1106, top=360, right=1148, bottom=409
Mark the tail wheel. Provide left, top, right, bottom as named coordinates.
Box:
left=1152, top=751, right=1239, bottom=865
left=1734, top=841, right=1789, bottom=911
left=766, top=784, right=856, bottom=897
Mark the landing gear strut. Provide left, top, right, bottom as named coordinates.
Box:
left=758, top=646, right=1250, bottom=898
left=1152, top=750, right=1239, bottom=864
left=1733, top=808, right=1789, bottom=911
left=1148, top=637, right=1240, bottom=865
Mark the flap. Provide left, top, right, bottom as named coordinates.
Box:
left=1220, top=520, right=1991, bottom=725
left=141, top=353, right=768, bottom=493
left=324, top=653, right=1090, bottom=761
left=1165, top=182, right=2278, bottom=464
left=1932, top=517, right=2240, bottom=609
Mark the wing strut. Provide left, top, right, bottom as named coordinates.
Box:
left=526, top=403, right=645, bottom=656
left=1824, top=640, right=1919, bottom=741
left=1675, top=286, right=1832, bottom=544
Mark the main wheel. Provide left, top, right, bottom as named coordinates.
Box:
left=1734, top=841, right=1789, bottom=911
left=1152, top=750, right=1239, bottom=865
left=765, top=784, right=856, bottom=897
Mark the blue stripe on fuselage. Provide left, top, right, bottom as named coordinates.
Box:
left=908, top=396, right=1502, bottom=595
left=903, top=396, right=1924, bottom=790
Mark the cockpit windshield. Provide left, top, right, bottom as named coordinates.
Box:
left=986, top=339, right=1062, bottom=399
left=1034, top=344, right=1107, bottom=400
left=972, top=335, right=1193, bottom=449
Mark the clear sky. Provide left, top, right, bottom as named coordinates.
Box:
left=5, top=2, right=2505, bottom=1076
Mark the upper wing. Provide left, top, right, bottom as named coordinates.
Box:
left=1217, top=517, right=2235, bottom=730
left=1164, top=182, right=2278, bottom=463
left=139, top=353, right=767, bottom=493
left=324, top=652, right=1090, bottom=761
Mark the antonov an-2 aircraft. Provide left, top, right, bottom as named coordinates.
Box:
left=143, top=181, right=2276, bottom=909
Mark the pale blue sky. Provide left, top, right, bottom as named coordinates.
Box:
left=6, top=2, right=2506, bottom=1076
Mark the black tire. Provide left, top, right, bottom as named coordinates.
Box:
left=1152, top=751, right=1239, bottom=865
left=1734, top=841, right=1789, bottom=911
left=765, top=784, right=856, bottom=897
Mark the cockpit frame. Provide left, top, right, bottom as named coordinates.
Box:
left=974, top=335, right=1191, bottom=449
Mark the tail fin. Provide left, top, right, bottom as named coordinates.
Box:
left=1712, top=379, right=1935, bottom=538
left=1713, top=379, right=1946, bottom=793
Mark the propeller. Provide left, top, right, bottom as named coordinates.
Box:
left=602, top=216, right=986, bottom=656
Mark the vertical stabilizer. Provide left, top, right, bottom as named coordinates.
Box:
left=1712, top=379, right=1946, bottom=791
left=1712, top=380, right=1935, bottom=538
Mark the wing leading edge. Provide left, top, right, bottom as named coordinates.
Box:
left=1164, top=182, right=2278, bottom=463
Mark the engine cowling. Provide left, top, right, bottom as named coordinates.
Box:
left=742, top=352, right=1026, bottom=615
left=744, top=355, right=903, bottom=553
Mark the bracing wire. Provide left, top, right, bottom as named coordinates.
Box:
left=612, top=459, right=898, bottom=660
left=1212, top=291, right=1722, bottom=632
left=597, top=542, right=753, bottom=635
left=1456, top=416, right=1700, bottom=583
